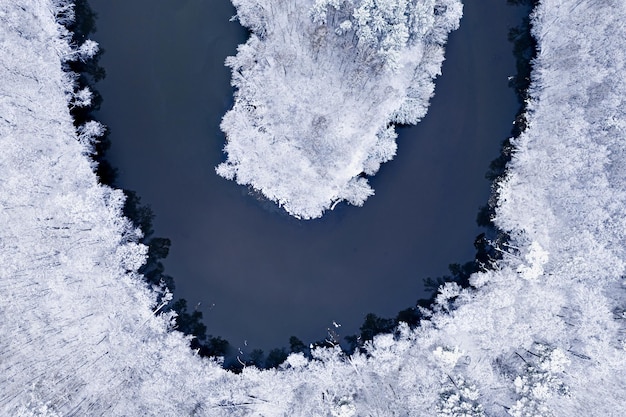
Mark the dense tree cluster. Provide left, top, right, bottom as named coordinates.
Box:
left=1, top=0, right=626, bottom=416
left=218, top=0, right=462, bottom=218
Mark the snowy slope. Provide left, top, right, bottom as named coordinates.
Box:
left=1, top=0, right=625, bottom=416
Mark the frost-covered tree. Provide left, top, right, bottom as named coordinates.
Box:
left=438, top=375, right=485, bottom=417
left=218, top=0, right=463, bottom=218
left=507, top=345, right=570, bottom=417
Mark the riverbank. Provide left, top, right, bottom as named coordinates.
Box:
left=73, top=0, right=538, bottom=370
left=90, top=0, right=528, bottom=355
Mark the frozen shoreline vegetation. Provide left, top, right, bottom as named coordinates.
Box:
left=217, top=0, right=463, bottom=218
left=0, top=1, right=236, bottom=414
left=2, top=0, right=626, bottom=415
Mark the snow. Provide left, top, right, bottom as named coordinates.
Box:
left=1, top=0, right=626, bottom=416
left=217, top=0, right=463, bottom=219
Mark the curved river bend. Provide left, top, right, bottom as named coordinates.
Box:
left=90, top=0, right=529, bottom=351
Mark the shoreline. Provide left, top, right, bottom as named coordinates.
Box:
left=82, top=0, right=536, bottom=369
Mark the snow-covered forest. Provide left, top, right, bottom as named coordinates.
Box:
left=217, top=0, right=463, bottom=219
left=2, top=0, right=626, bottom=416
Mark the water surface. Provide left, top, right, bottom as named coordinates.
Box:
left=90, top=0, right=528, bottom=352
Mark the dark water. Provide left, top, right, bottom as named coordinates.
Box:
left=90, top=0, right=528, bottom=351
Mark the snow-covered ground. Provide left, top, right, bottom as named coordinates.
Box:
left=1, top=0, right=625, bottom=415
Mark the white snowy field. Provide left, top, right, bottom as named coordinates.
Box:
left=217, top=0, right=463, bottom=219
left=1, top=0, right=625, bottom=416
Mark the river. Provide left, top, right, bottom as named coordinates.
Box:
left=89, top=0, right=529, bottom=353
